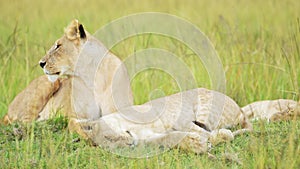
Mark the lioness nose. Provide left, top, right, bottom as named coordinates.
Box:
left=39, top=61, right=46, bottom=68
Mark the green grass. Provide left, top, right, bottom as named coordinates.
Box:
left=0, top=119, right=299, bottom=168
left=0, top=0, right=300, bottom=168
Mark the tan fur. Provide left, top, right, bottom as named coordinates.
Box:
left=3, top=75, right=59, bottom=124
left=242, top=99, right=299, bottom=121
left=2, top=20, right=252, bottom=154
left=77, top=88, right=252, bottom=154
left=2, top=20, right=133, bottom=125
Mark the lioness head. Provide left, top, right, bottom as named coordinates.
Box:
left=39, top=20, right=87, bottom=82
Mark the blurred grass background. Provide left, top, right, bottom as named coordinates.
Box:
left=0, top=0, right=299, bottom=168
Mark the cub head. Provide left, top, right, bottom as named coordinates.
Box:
left=39, top=20, right=87, bottom=82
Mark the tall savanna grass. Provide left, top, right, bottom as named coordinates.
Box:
left=0, top=0, right=299, bottom=168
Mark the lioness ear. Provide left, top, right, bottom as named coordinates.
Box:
left=65, top=19, right=86, bottom=40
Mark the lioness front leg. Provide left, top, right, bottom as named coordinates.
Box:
left=2, top=75, right=60, bottom=124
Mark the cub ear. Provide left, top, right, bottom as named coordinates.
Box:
left=65, top=19, right=86, bottom=40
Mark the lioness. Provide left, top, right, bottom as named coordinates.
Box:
left=2, top=20, right=133, bottom=125
left=76, top=88, right=252, bottom=154
left=242, top=99, right=299, bottom=121
left=2, top=20, right=252, bottom=154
